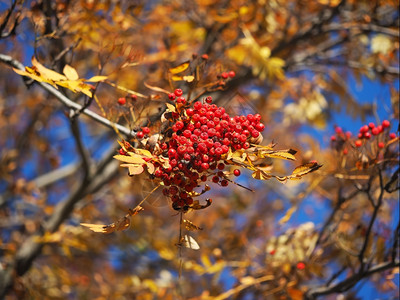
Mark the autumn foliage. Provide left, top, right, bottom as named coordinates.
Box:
left=0, top=0, right=399, bottom=299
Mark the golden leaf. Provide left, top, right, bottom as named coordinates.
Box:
left=113, top=154, right=146, bottom=164
left=86, top=75, right=108, bottom=82
left=183, top=75, right=195, bottom=82
left=290, top=162, right=322, bottom=178
left=165, top=102, right=176, bottom=113
left=278, top=206, right=297, bottom=225
left=171, top=75, right=184, bottom=81
left=169, top=62, right=190, bottom=74
left=63, top=64, right=79, bottom=80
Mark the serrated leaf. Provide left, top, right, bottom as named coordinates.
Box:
left=169, top=62, right=189, bottom=74
left=260, top=149, right=297, bottom=161
left=63, top=64, right=79, bottom=80
left=252, top=169, right=272, bottom=180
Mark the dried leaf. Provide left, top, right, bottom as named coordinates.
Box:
left=86, top=75, right=108, bottom=82
left=183, top=235, right=200, bottom=250
left=144, top=82, right=170, bottom=94
left=120, top=164, right=145, bottom=175
left=183, top=219, right=203, bottom=231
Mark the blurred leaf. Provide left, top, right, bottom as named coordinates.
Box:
left=169, top=62, right=189, bottom=74
left=182, top=235, right=200, bottom=250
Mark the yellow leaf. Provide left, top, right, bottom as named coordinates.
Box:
left=278, top=206, right=297, bottom=225
left=132, top=148, right=153, bottom=157
left=252, top=169, right=272, bottom=180
left=183, top=75, right=195, bottom=82
left=113, top=154, right=146, bottom=164
left=201, top=254, right=212, bottom=268
left=261, top=150, right=296, bottom=161
left=290, top=162, right=322, bottom=179
left=31, top=57, right=67, bottom=81
left=172, top=75, right=184, bottom=81
left=63, top=64, right=79, bottom=80
left=169, top=62, right=189, bottom=74
left=213, top=12, right=238, bottom=23
left=165, top=102, right=176, bottom=113
left=86, top=75, right=108, bottom=82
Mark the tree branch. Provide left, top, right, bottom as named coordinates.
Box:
left=0, top=53, right=134, bottom=137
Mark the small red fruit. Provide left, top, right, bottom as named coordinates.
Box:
left=330, top=135, right=336, bottom=142
left=201, top=54, right=209, bottom=60
left=389, top=133, right=396, bottom=139
left=233, top=169, right=241, bottom=176
left=221, top=72, right=228, bottom=79
left=355, top=140, right=362, bottom=147
left=228, top=70, right=236, bottom=78
left=117, top=97, right=126, bottom=105
left=174, top=89, right=183, bottom=97
left=378, top=142, right=385, bottom=148
left=142, top=127, right=150, bottom=134
left=296, top=262, right=306, bottom=270
left=119, top=149, right=126, bottom=155
left=136, top=131, right=144, bottom=139
left=382, top=120, right=390, bottom=128
left=168, top=93, right=176, bottom=101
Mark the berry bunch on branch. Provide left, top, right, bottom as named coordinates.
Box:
left=82, top=89, right=321, bottom=237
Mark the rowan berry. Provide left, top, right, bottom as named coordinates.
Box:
left=174, top=89, right=183, bottom=97
left=212, top=176, right=219, bottom=183
left=205, top=96, right=212, bottom=104
left=221, top=179, right=228, bottom=186
left=355, top=140, right=362, bottom=147
left=378, top=142, right=385, bottom=148
left=136, top=131, right=144, bottom=139
left=228, top=71, right=236, bottom=78
left=296, top=262, right=305, bottom=270
left=117, top=97, right=126, bottom=105
left=382, top=120, right=390, bottom=128
left=389, top=133, right=396, bottom=139
left=168, top=93, right=176, bottom=101
left=221, top=72, right=228, bottom=79
left=233, top=169, right=241, bottom=176
left=142, top=127, right=150, bottom=134
left=119, top=149, right=126, bottom=155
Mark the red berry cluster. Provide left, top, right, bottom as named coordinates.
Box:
left=331, top=120, right=397, bottom=154
left=128, top=89, right=265, bottom=210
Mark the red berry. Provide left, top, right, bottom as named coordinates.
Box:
left=296, top=262, right=306, bottom=270
left=117, top=97, right=126, bottom=105
left=355, top=140, right=362, bottom=147
left=360, top=125, right=369, bottom=133
left=343, top=148, right=348, bottom=155
left=364, top=132, right=371, bottom=139
left=201, top=54, right=209, bottom=60
left=382, top=120, right=390, bottom=128
left=233, top=169, right=241, bottom=176
left=371, top=128, right=379, bottom=135
left=168, top=93, right=176, bottom=101
left=174, top=89, right=183, bottom=97
left=205, top=96, right=213, bottom=104
left=378, top=142, right=385, bottom=148
left=221, top=72, right=228, bottom=79
left=368, top=122, right=375, bottom=129
left=119, top=149, right=126, bottom=155
left=142, top=127, right=150, bottom=134
left=221, top=179, right=228, bottom=187
left=212, top=176, right=219, bottom=183
left=201, top=175, right=207, bottom=181
left=201, top=162, right=210, bottom=170
left=330, top=135, right=336, bottom=142
left=228, top=70, right=236, bottom=78
left=255, top=123, right=265, bottom=132
left=168, top=148, right=176, bottom=157
left=136, top=131, right=144, bottom=139
left=389, top=133, right=396, bottom=139
left=335, top=127, right=343, bottom=134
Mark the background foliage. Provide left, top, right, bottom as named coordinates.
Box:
left=0, top=0, right=399, bottom=299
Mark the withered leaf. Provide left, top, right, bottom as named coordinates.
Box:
left=182, top=235, right=200, bottom=250
left=113, top=154, right=146, bottom=164
left=183, top=219, right=203, bottom=231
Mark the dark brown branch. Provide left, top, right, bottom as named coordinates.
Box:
left=305, top=260, right=400, bottom=299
